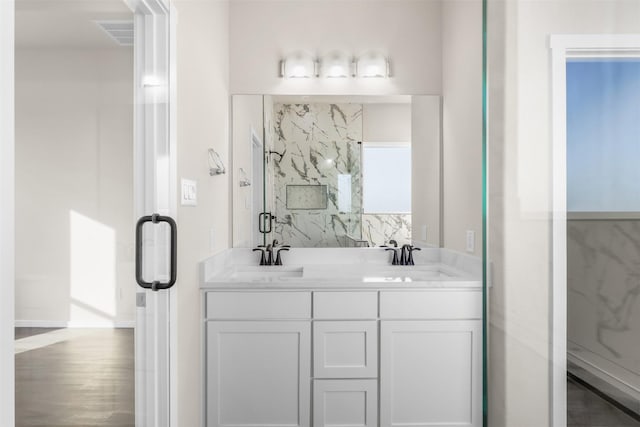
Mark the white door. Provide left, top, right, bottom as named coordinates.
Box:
left=0, top=0, right=15, bottom=425
left=130, top=0, right=177, bottom=426
left=0, top=1, right=176, bottom=426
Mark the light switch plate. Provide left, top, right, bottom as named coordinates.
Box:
left=181, top=178, right=197, bottom=206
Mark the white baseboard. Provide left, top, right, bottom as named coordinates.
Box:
left=15, top=320, right=135, bottom=328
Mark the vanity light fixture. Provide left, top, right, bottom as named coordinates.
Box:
left=280, top=50, right=390, bottom=79
left=280, top=51, right=318, bottom=78
left=320, top=51, right=353, bottom=78
left=355, top=51, right=390, bottom=78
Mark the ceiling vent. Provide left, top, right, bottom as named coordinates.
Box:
left=94, top=20, right=134, bottom=47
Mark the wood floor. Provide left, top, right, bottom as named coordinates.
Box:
left=15, top=328, right=640, bottom=427
left=15, top=328, right=134, bottom=427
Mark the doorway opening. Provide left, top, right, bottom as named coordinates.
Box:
left=552, top=35, right=640, bottom=427
left=14, top=1, right=135, bottom=425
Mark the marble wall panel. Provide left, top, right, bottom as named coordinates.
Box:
left=362, top=214, right=412, bottom=247
left=271, top=103, right=363, bottom=247
left=568, top=220, right=640, bottom=391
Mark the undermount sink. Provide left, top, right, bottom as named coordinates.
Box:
left=229, top=266, right=304, bottom=280
left=378, top=266, right=451, bottom=278
left=302, top=265, right=453, bottom=279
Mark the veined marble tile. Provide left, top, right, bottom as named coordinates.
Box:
left=271, top=103, right=363, bottom=247
left=274, top=212, right=329, bottom=248
left=568, top=220, right=640, bottom=382
left=362, top=213, right=412, bottom=247
left=286, top=185, right=328, bottom=210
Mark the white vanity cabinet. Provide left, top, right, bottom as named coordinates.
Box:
left=203, top=288, right=482, bottom=427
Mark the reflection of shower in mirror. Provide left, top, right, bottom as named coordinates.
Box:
left=231, top=95, right=442, bottom=249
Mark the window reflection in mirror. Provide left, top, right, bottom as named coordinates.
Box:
left=231, top=95, right=441, bottom=249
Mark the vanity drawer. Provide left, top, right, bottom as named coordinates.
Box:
left=313, top=321, right=378, bottom=378
left=380, top=290, right=482, bottom=319
left=313, top=379, right=378, bottom=427
left=206, top=291, right=311, bottom=319
left=313, top=291, right=378, bottom=319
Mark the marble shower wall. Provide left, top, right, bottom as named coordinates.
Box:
left=567, top=220, right=640, bottom=398
left=362, top=213, right=412, bottom=247
left=271, top=103, right=363, bottom=247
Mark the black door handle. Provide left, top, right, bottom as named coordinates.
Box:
left=258, top=212, right=274, bottom=234
left=136, top=213, right=177, bottom=291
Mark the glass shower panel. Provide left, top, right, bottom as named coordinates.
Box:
left=268, top=103, right=363, bottom=247
left=486, top=1, right=640, bottom=426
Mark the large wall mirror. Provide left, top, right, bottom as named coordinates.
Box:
left=232, top=95, right=441, bottom=249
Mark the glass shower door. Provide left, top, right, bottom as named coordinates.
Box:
left=268, top=103, right=363, bottom=248
left=485, top=1, right=640, bottom=426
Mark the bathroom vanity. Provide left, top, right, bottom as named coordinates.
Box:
left=201, top=248, right=482, bottom=427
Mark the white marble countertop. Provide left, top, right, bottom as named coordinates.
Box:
left=200, top=248, right=482, bottom=290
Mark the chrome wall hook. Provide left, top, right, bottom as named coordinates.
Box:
left=238, top=168, right=251, bottom=187
left=208, top=149, right=226, bottom=176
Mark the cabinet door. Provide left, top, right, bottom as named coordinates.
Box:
left=380, top=320, right=481, bottom=427
left=206, top=321, right=311, bottom=427
left=313, top=321, right=378, bottom=378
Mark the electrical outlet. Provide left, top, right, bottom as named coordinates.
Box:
left=421, top=225, right=428, bottom=241
left=466, top=230, right=475, bottom=253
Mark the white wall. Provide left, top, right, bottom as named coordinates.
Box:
left=411, top=96, right=441, bottom=247
left=231, top=95, right=263, bottom=248
left=15, top=48, right=135, bottom=327
left=174, top=1, right=229, bottom=426
left=229, top=0, right=482, bottom=255
left=0, top=0, right=15, bottom=425
left=487, top=1, right=640, bottom=425
left=229, top=0, right=442, bottom=95
left=363, top=103, right=411, bottom=144
left=441, top=0, right=482, bottom=256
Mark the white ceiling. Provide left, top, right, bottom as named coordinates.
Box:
left=16, top=0, right=133, bottom=49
